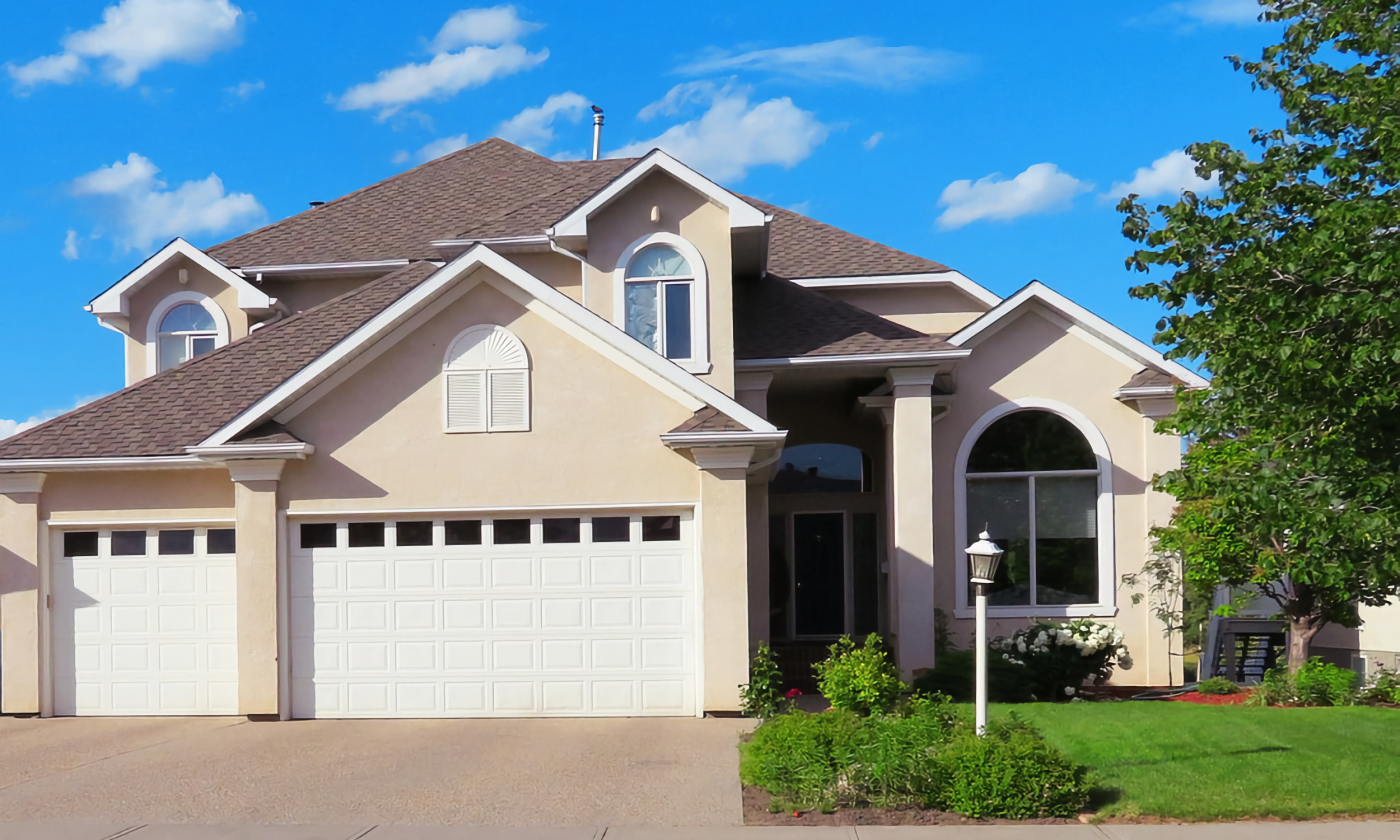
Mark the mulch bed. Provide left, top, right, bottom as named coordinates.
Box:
left=743, top=786, right=1078, bottom=826
left=1166, top=690, right=1252, bottom=705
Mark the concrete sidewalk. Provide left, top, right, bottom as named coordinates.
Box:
left=0, top=824, right=1395, bottom=839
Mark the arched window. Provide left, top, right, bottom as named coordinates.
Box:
left=624, top=244, right=694, bottom=361
left=158, top=303, right=219, bottom=371
left=963, top=408, right=1105, bottom=608
left=770, top=444, right=873, bottom=495
left=443, top=325, right=530, bottom=433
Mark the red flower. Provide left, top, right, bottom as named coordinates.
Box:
left=785, top=688, right=803, bottom=698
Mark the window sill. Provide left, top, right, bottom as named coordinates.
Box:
left=674, top=359, right=713, bottom=375
left=952, top=604, right=1119, bottom=620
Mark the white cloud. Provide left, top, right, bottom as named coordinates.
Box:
left=1170, top=0, right=1263, bottom=25
left=1107, top=149, right=1219, bottom=201
left=787, top=200, right=813, bottom=216
left=6, top=0, right=244, bottom=89
left=226, top=79, right=263, bottom=99
left=412, top=133, right=471, bottom=163
left=677, top=37, right=968, bottom=88
left=863, top=132, right=884, bottom=151
left=638, top=80, right=717, bottom=121
left=62, top=230, right=80, bottom=260
left=611, top=84, right=828, bottom=182
left=936, top=163, right=1091, bottom=230
left=69, top=152, right=265, bottom=252
left=391, top=150, right=411, bottom=164
left=495, top=92, right=588, bottom=151
left=0, top=396, right=103, bottom=440
left=338, top=9, right=546, bottom=118
left=432, top=5, right=542, bottom=51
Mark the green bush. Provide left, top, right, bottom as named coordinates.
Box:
left=1249, top=658, right=1358, bottom=707
left=939, top=716, right=1091, bottom=819
left=813, top=634, right=905, bottom=716
left=739, top=693, right=1090, bottom=818
left=1196, top=676, right=1241, bottom=696
left=911, top=647, right=1036, bottom=704
left=1362, top=667, right=1400, bottom=705
left=740, top=641, right=784, bottom=719
left=996, top=619, right=1131, bottom=701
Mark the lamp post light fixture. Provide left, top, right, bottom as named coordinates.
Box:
left=966, top=529, right=1004, bottom=735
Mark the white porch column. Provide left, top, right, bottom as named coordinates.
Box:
left=890, top=368, right=937, bottom=678
left=693, top=446, right=754, bottom=713
left=0, top=473, right=46, bottom=714
left=227, top=460, right=284, bottom=717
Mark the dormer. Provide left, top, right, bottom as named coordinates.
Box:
left=87, top=238, right=278, bottom=385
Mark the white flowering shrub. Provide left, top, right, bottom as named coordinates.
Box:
left=995, top=619, right=1132, bottom=701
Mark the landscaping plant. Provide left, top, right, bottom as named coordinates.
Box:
left=739, top=641, right=784, bottom=719
left=812, top=634, right=905, bottom=716
left=1249, top=657, right=1357, bottom=707
left=911, top=646, right=1035, bottom=704
left=1120, top=0, right=1400, bottom=670
left=1361, top=667, right=1400, bottom=705
left=996, top=619, right=1130, bottom=700
left=1195, top=676, right=1241, bottom=696
left=938, top=716, right=1091, bottom=820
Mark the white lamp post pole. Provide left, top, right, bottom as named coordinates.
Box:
left=966, top=530, right=1004, bottom=736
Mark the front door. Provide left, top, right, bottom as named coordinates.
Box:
left=794, top=512, right=845, bottom=636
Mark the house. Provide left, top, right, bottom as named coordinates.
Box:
left=0, top=139, right=1207, bottom=719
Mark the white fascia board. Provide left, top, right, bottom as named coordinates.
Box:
left=0, top=456, right=214, bottom=472
left=734, top=349, right=971, bottom=369
left=201, top=245, right=778, bottom=447
left=550, top=150, right=766, bottom=239
left=233, top=259, right=409, bottom=277
left=949, top=281, right=1210, bottom=388
left=429, top=236, right=551, bottom=249
left=660, top=431, right=788, bottom=448
left=186, top=442, right=315, bottom=459
left=792, top=271, right=1002, bottom=308
left=89, top=238, right=273, bottom=317
left=1115, top=386, right=1177, bottom=400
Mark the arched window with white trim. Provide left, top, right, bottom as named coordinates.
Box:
left=444, top=325, right=530, bottom=433
left=146, top=292, right=231, bottom=375
left=612, top=233, right=709, bottom=373
left=957, top=405, right=1114, bottom=613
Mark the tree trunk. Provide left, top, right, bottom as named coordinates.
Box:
left=1286, top=614, right=1323, bottom=672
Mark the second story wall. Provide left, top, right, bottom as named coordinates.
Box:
left=123, top=255, right=248, bottom=385
left=817, top=285, right=989, bottom=336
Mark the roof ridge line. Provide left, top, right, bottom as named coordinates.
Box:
left=451, top=158, right=637, bottom=238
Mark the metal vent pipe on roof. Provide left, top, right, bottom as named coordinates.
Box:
left=309, top=201, right=325, bottom=209
left=591, top=105, right=604, bottom=161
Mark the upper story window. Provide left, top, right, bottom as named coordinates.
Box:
left=444, top=325, right=530, bottom=433
left=963, top=409, right=1104, bottom=609
left=152, top=298, right=226, bottom=373
left=612, top=233, right=709, bottom=374
left=624, top=245, right=694, bottom=361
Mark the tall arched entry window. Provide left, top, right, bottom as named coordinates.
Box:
left=768, top=443, right=880, bottom=639
left=959, top=407, right=1112, bottom=611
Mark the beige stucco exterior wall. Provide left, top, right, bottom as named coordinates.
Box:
left=817, top=285, right=988, bottom=335
left=235, top=477, right=279, bottom=715
left=700, top=468, right=749, bottom=710
left=123, top=255, right=250, bottom=385
left=0, top=481, right=43, bottom=713
left=40, top=469, right=235, bottom=519
left=932, top=307, right=1175, bottom=685
left=261, top=275, right=377, bottom=314
left=505, top=252, right=584, bottom=303
left=280, top=276, right=701, bottom=510
left=581, top=171, right=736, bottom=395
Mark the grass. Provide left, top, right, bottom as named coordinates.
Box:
left=998, top=702, right=1400, bottom=820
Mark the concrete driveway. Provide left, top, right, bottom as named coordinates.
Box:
left=0, top=716, right=752, bottom=827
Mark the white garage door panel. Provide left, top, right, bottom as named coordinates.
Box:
left=52, top=530, right=239, bottom=716
left=291, top=516, right=696, bottom=718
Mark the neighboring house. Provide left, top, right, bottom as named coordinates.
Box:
left=0, top=139, right=1206, bottom=719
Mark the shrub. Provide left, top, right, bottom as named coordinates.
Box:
left=1362, top=667, right=1400, bottom=705
left=939, top=716, right=1092, bottom=819
left=813, top=634, right=905, bottom=716
left=1196, top=676, right=1241, bottom=696
left=740, top=709, right=863, bottom=811
left=1248, top=658, right=1358, bottom=707
left=911, top=647, right=1036, bottom=704
left=740, top=641, right=784, bottom=719
left=996, top=619, right=1131, bottom=701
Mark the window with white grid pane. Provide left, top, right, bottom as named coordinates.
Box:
left=443, top=325, right=530, bottom=433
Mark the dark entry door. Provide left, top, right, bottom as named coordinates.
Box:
left=794, top=512, right=845, bottom=636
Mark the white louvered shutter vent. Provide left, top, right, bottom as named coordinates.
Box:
left=446, top=371, right=487, bottom=432
left=488, top=369, right=529, bottom=431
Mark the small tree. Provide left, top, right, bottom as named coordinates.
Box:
left=1120, top=0, right=1400, bottom=669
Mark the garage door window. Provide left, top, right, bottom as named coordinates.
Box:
left=445, top=519, right=483, bottom=545
left=112, top=530, right=147, bottom=556
left=642, top=516, right=681, bottom=541
left=591, top=517, right=629, bottom=542
left=543, top=518, right=580, bottom=544
left=493, top=518, right=531, bottom=544
left=396, top=521, right=433, bottom=547
left=301, top=523, right=337, bottom=549
left=208, top=528, right=237, bottom=554
left=64, top=531, right=99, bottom=557
left=158, top=529, right=195, bottom=555
left=348, top=522, right=386, bottom=548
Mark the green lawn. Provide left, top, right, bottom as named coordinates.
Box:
left=999, top=702, right=1400, bottom=820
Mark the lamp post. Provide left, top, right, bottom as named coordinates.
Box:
left=966, top=530, right=1004, bottom=735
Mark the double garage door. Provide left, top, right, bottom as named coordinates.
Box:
left=49, top=511, right=697, bottom=718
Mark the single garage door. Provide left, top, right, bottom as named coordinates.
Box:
left=52, top=527, right=239, bottom=716
left=290, top=512, right=697, bottom=718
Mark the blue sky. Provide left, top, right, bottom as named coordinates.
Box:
left=0, top=0, right=1285, bottom=434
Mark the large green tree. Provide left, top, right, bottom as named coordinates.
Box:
left=1121, top=0, right=1400, bottom=669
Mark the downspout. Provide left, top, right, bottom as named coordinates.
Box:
left=249, top=275, right=293, bottom=332
left=546, top=229, right=591, bottom=306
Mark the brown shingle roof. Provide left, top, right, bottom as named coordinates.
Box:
left=745, top=198, right=951, bottom=279
left=734, top=274, right=956, bottom=360
left=667, top=407, right=750, bottom=434
left=1122, top=368, right=1180, bottom=390
left=0, top=262, right=440, bottom=460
